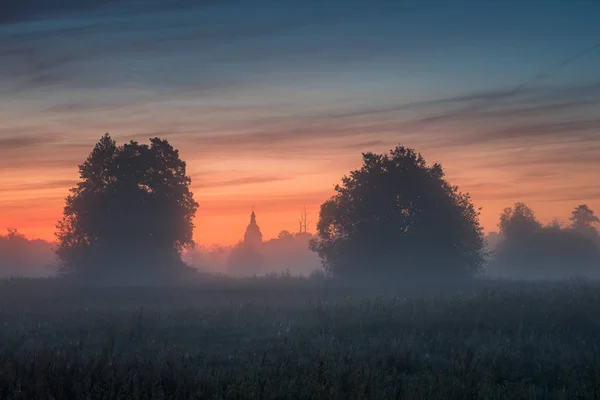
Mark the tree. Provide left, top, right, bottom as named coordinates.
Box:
left=492, top=204, right=600, bottom=278
left=277, top=230, right=294, bottom=242
left=0, top=229, right=56, bottom=277
left=55, top=134, right=199, bottom=282
left=498, top=202, right=541, bottom=238
left=309, top=145, right=485, bottom=280
left=569, top=204, right=599, bottom=239
left=547, top=217, right=562, bottom=231
left=298, top=207, right=310, bottom=234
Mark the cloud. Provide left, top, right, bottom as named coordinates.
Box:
left=162, top=81, right=600, bottom=158
left=318, top=82, right=600, bottom=132
left=0, top=180, right=77, bottom=193
left=336, top=140, right=386, bottom=151
left=466, top=177, right=600, bottom=202
left=0, top=131, right=89, bottom=172
left=324, top=87, right=525, bottom=119
left=3, top=79, right=599, bottom=182
left=0, top=134, right=62, bottom=151
left=0, top=0, right=227, bottom=25
left=3, top=0, right=598, bottom=162
left=198, top=190, right=333, bottom=215
left=516, top=170, right=557, bottom=180
left=0, top=136, right=45, bottom=150
left=196, top=175, right=290, bottom=189
left=0, top=195, right=65, bottom=211
left=481, top=144, right=600, bottom=169
left=0, top=1, right=372, bottom=93
left=487, top=118, right=600, bottom=141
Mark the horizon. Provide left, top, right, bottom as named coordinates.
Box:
left=1, top=0, right=599, bottom=245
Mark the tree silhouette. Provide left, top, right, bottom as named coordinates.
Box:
left=569, top=204, right=599, bottom=239
left=298, top=207, right=310, bottom=234
left=0, top=229, right=56, bottom=277
left=492, top=203, right=600, bottom=278
left=309, top=145, right=485, bottom=280
left=261, top=230, right=321, bottom=276
left=277, top=230, right=294, bottom=242
left=498, top=202, right=541, bottom=238
left=55, top=134, right=199, bottom=282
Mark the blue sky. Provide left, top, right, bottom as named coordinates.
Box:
left=1, top=0, right=599, bottom=243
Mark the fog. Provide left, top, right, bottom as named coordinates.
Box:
left=3, top=226, right=599, bottom=285
left=0, top=229, right=58, bottom=278
left=183, top=231, right=321, bottom=278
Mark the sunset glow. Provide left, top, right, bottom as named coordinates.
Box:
left=1, top=1, right=599, bottom=245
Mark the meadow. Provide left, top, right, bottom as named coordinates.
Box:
left=1, top=276, right=600, bottom=399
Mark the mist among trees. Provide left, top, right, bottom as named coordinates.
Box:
left=0, top=229, right=57, bottom=278
left=2, top=135, right=599, bottom=282
left=488, top=202, right=600, bottom=279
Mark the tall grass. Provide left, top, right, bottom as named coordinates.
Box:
left=0, top=277, right=599, bottom=399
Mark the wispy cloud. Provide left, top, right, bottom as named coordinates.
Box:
left=474, top=185, right=600, bottom=203
left=198, top=190, right=333, bottom=215
left=0, top=180, right=76, bottom=193
left=0, top=1, right=373, bottom=94
left=196, top=175, right=290, bottom=189
left=0, top=136, right=49, bottom=150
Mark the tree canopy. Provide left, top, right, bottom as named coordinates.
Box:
left=498, top=202, right=541, bottom=238
left=309, top=145, right=485, bottom=280
left=570, top=204, right=599, bottom=239
left=491, top=203, right=600, bottom=278
left=55, top=134, right=199, bottom=282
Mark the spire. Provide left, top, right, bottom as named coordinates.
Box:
left=244, top=207, right=262, bottom=247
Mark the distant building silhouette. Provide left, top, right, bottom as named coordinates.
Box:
left=227, top=209, right=264, bottom=276
left=243, top=209, right=263, bottom=248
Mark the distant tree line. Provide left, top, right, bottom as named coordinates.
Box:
left=5, top=134, right=596, bottom=284
left=0, top=229, right=56, bottom=277
left=224, top=229, right=320, bottom=277
left=488, top=203, right=600, bottom=279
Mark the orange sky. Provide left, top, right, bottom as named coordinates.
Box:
left=1, top=1, right=599, bottom=244
left=1, top=135, right=598, bottom=246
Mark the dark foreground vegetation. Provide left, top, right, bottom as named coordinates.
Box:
left=2, top=277, right=600, bottom=399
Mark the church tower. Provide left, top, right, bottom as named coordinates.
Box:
left=243, top=208, right=263, bottom=248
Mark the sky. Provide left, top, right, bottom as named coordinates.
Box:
left=0, top=0, right=599, bottom=245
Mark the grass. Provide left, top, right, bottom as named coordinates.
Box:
left=1, top=277, right=600, bottom=399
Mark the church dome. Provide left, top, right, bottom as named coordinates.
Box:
left=243, top=209, right=263, bottom=247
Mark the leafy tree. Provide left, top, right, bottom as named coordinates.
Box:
left=309, top=145, right=485, bottom=280
left=492, top=204, right=600, bottom=278
left=55, top=134, right=199, bottom=282
left=547, top=217, right=562, bottom=231
left=498, top=202, right=541, bottom=238
left=0, top=229, right=56, bottom=277
left=569, top=204, right=599, bottom=239
left=277, top=230, right=294, bottom=242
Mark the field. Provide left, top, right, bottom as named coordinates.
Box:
left=1, top=277, right=600, bottom=399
